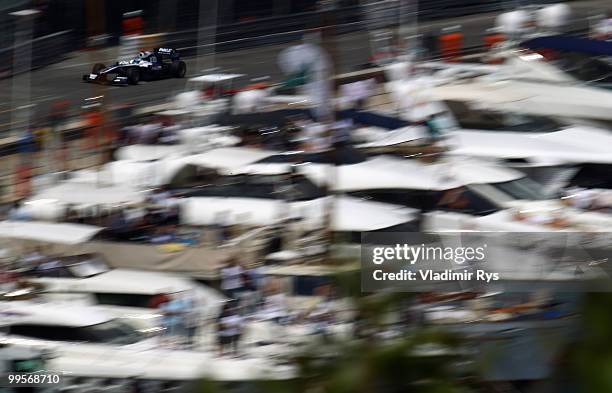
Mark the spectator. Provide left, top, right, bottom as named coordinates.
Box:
left=182, top=290, right=200, bottom=348
left=220, top=259, right=244, bottom=300
left=240, top=262, right=265, bottom=313
left=217, top=303, right=243, bottom=356
left=308, top=284, right=335, bottom=338
left=160, top=291, right=191, bottom=347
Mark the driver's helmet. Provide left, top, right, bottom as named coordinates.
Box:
left=138, top=51, right=150, bottom=58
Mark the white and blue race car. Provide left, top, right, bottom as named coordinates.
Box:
left=82, top=47, right=186, bottom=85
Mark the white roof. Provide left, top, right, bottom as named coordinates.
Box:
left=181, top=197, right=290, bottom=227
left=26, top=182, right=146, bottom=206
left=535, top=126, right=612, bottom=156
left=431, top=78, right=612, bottom=121
left=188, top=73, right=245, bottom=83
left=179, top=147, right=278, bottom=174
left=429, top=82, right=533, bottom=105
left=325, top=196, right=415, bottom=231
left=75, top=269, right=219, bottom=297
left=180, top=196, right=414, bottom=231
left=448, top=129, right=612, bottom=166
left=0, top=301, right=112, bottom=327
left=302, top=156, right=522, bottom=192
left=0, top=221, right=103, bottom=245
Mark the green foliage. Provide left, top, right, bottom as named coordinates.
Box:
left=197, top=271, right=470, bottom=393
left=570, top=293, right=612, bottom=393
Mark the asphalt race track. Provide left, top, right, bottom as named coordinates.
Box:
left=0, top=0, right=603, bottom=134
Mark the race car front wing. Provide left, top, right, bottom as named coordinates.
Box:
left=82, top=72, right=128, bottom=86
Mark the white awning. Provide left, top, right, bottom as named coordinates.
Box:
left=0, top=221, right=104, bottom=245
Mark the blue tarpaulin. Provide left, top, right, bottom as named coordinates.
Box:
left=521, top=35, right=612, bottom=57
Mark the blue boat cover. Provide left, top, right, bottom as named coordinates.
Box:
left=521, top=35, right=612, bottom=57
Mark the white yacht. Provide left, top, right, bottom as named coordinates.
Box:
left=0, top=300, right=294, bottom=386
left=0, top=221, right=224, bottom=331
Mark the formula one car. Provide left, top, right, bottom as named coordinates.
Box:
left=82, top=47, right=186, bottom=85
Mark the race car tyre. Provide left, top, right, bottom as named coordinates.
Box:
left=126, top=68, right=140, bottom=85
left=92, top=63, right=105, bottom=74
left=171, top=61, right=186, bottom=78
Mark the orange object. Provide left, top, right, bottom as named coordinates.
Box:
left=483, top=33, right=505, bottom=64
left=241, top=82, right=269, bottom=91
left=439, top=32, right=464, bottom=62
left=484, top=33, right=505, bottom=49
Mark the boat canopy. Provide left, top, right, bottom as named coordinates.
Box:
left=448, top=129, right=612, bottom=166
left=180, top=195, right=415, bottom=232
left=26, top=182, right=146, bottom=206
left=302, top=156, right=523, bottom=191
left=0, top=221, right=104, bottom=245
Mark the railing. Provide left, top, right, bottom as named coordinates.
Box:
left=0, top=30, right=75, bottom=79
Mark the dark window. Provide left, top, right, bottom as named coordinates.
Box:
left=34, top=266, right=74, bottom=278
left=350, top=188, right=499, bottom=216
left=293, top=276, right=331, bottom=296
left=94, top=293, right=155, bottom=308
left=445, top=100, right=562, bottom=132
left=10, top=321, right=141, bottom=345
left=490, top=178, right=551, bottom=201
left=558, top=53, right=612, bottom=85
left=349, top=189, right=441, bottom=211
left=12, top=358, right=45, bottom=373
left=570, top=164, right=612, bottom=189
left=10, top=324, right=86, bottom=342
left=80, top=320, right=142, bottom=345
left=180, top=174, right=325, bottom=201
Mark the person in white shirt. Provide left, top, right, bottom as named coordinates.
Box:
left=220, top=259, right=244, bottom=300
left=217, top=303, right=244, bottom=356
